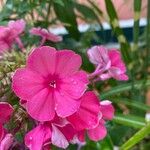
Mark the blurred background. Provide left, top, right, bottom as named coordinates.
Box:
left=0, top=0, right=150, bottom=149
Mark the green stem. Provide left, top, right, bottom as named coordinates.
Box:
left=113, top=114, right=145, bottom=129
left=120, top=123, right=150, bottom=150
left=104, top=0, right=131, bottom=64
left=101, top=80, right=150, bottom=99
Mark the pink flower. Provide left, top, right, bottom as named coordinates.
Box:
left=67, top=92, right=114, bottom=142
left=0, top=134, right=14, bottom=150
left=25, top=117, right=76, bottom=150
left=12, top=46, right=88, bottom=121
left=87, top=46, right=111, bottom=70
left=87, top=100, right=114, bottom=141
left=0, top=102, right=14, bottom=124
left=88, top=46, right=128, bottom=81
left=0, top=19, right=25, bottom=53
left=0, top=102, right=14, bottom=150
left=30, top=27, right=62, bottom=45
left=67, top=91, right=100, bottom=130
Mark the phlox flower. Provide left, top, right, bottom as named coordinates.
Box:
left=68, top=92, right=114, bottom=142
left=0, top=19, right=25, bottom=53
left=25, top=116, right=76, bottom=150
left=30, top=27, right=62, bottom=45
left=0, top=102, right=14, bottom=150
left=12, top=46, right=88, bottom=121
left=88, top=45, right=128, bottom=81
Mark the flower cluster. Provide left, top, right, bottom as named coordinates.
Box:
left=0, top=19, right=25, bottom=53
left=0, top=19, right=129, bottom=150
left=0, top=20, right=62, bottom=54
left=88, top=46, right=128, bottom=81
left=12, top=46, right=115, bottom=149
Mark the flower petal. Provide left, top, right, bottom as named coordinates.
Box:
left=87, top=120, right=107, bottom=141
left=27, top=89, right=55, bottom=121
left=55, top=91, right=81, bottom=117
left=100, top=100, right=114, bottom=120
left=55, top=50, right=82, bottom=78
left=0, top=134, right=14, bottom=150
left=27, top=46, right=57, bottom=77
left=51, top=125, right=69, bottom=149
left=12, top=68, right=45, bottom=100
left=0, top=124, right=4, bottom=142
left=0, top=102, right=13, bottom=124
left=25, top=124, right=51, bottom=150
left=67, top=92, right=100, bottom=130
left=60, top=71, right=88, bottom=99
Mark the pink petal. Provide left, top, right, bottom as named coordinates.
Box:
left=0, top=124, right=4, bottom=142
left=0, top=41, right=9, bottom=53
left=59, top=124, right=76, bottom=141
left=54, top=91, right=81, bottom=117
left=108, top=50, right=126, bottom=73
left=100, top=100, right=115, bottom=120
left=27, top=89, right=55, bottom=121
left=118, top=74, right=129, bottom=81
left=67, top=92, right=100, bottom=130
left=77, top=130, right=85, bottom=142
left=0, top=102, right=13, bottom=124
left=8, top=19, right=26, bottom=35
left=60, top=71, right=88, bottom=99
left=12, top=68, right=45, bottom=100
left=55, top=50, right=82, bottom=78
left=87, top=46, right=110, bottom=67
left=25, top=124, right=51, bottom=150
left=46, top=32, right=62, bottom=42
left=30, top=27, right=62, bottom=43
left=87, top=120, right=107, bottom=141
left=51, top=125, right=69, bottom=149
left=0, top=134, right=13, bottom=150
left=27, top=46, right=57, bottom=77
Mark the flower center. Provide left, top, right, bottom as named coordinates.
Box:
left=49, top=80, right=56, bottom=88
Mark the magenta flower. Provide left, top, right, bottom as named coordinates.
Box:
left=30, top=27, right=62, bottom=45
left=87, top=100, right=114, bottom=141
left=67, top=91, right=100, bottom=130
left=88, top=45, right=128, bottom=81
left=25, top=117, right=76, bottom=150
left=67, top=92, right=114, bottom=142
left=12, top=46, right=88, bottom=121
left=0, top=19, right=25, bottom=53
left=0, top=102, right=14, bottom=150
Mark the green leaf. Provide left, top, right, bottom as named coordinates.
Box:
left=75, top=3, right=99, bottom=22
left=98, top=135, right=114, bottom=150
left=53, top=0, right=64, bottom=7
left=112, top=98, right=150, bottom=111
left=120, top=123, right=150, bottom=150
left=101, top=80, right=150, bottom=99
left=104, top=0, right=131, bottom=64
left=113, top=114, right=146, bottom=129
left=53, top=0, right=80, bottom=40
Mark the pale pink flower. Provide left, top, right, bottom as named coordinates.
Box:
left=67, top=92, right=114, bottom=142
left=0, top=102, right=14, bottom=150
left=88, top=46, right=128, bottom=81
left=12, top=46, right=88, bottom=121
left=87, top=46, right=111, bottom=70
left=30, top=27, right=62, bottom=45
left=0, top=19, right=25, bottom=53
left=0, top=134, right=14, bottom=150
left=25, top=117, right=76, bottom=150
